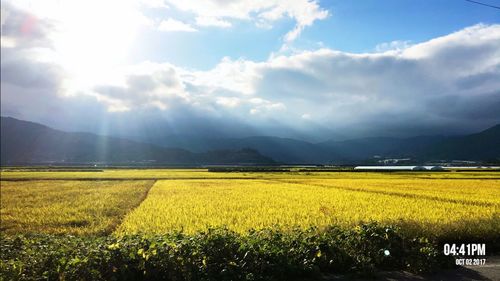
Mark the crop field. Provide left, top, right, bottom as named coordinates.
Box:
left=1, top=169, right=500, bottom=279
left=1, top=170, right=499, bottom=236
left=1, top=169, right=498, bottom=239
left=0, top=180, right=154, bottom=235
left=115, top=179, right=500, bottom=239
left=282, top=178, right=500, bottom=206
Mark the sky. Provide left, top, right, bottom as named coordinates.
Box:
left=1, top=0, right=500, bottom=141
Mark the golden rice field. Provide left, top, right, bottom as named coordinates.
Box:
left=282, top=178, right=500, bottom=206
left=115, top=179, right=500, bottom=239
left=1, top=169, right=499, bottom=239
left=0, top=180, right=153, bottom=235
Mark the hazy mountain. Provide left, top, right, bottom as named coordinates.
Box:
left=0, top=117, right=275, bottom=165
left=318, top=136, right=447, bottom=161
left=151, top=126, right=499, bottom=164
left=126, top=134, right=337, bottom=164
left=319, top=126, right=499, bottom=162
left=420, top=124, right=500, bottom=161
left=181, top=136, right=336, bottom=164
left=2, top=116, right=498, bottom=165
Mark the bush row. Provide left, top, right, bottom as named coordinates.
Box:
left=0, top=223, right=452, bottom=281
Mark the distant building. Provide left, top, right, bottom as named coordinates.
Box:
left=430, top=166, right=444, bottom=171
left=412, top=166, right=427, bottom=171
left=353, top=165, right=497, bottom=171
left=377, top=158, right=412, bottom=165
left=451, top=160, right=477, bottom=165
left=354, top=166, right=419, bottom=171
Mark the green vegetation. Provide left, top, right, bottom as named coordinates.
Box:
left=0, top=224, right=449, bottom=281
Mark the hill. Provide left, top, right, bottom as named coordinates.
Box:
left=421, top=124, right=500, bottom=161
left=150, top=125, right=500, bottom=164
left=0, top=117, right=275, bottom=165
left=2, top=116, right=498, bottom=165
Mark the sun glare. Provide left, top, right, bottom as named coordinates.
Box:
left=14, top=0, right=147, bottom=93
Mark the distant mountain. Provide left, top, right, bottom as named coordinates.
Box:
left=318, top=135, right=447, bottom=161
left=420, top=124, right=500, bottom=161
left=319, top=125, right=499, bottom=163
left=226, top=136, right=337, bottom=164
left=128, top=135, right=336, bottom=164
left=186, top=136, right=336, bottom=164
left=149, top=126, right=499, bottom=164
left=0, top=117, right=275, bottom=165
left=2, top=116, right=498, bottom=165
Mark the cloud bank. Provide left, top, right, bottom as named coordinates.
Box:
left=1, top=1, right=499, bottom=140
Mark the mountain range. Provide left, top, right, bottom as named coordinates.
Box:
left=128, top=125, right=500, bottom=164
left=0, top=117, right=274, bottom=165
left=1, top=116, right=499, bottom=165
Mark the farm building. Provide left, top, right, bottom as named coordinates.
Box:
left=354, top=166, right=419, bottom=171
left=354, top=166, right=445, bottom=171
left=412, top=166, right=427, bottom=171
left=430, top=166, right=445, bottom=171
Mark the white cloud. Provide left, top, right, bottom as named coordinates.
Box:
left=90, top=62, right=193, bottom=112
left=2, top=11, right=500, bottom=138
left=66, top=24, right=500, bottom=134
left=284, top=25, right=304, bottom=42
left=374, top=40, right=412, bottom=53
left=216, top=97, right=240, bottom=107
left=195, top=16, right=232, bottom=28
left=249, top=100, right=286, bottom=115
left=140, top=0, right=169, bottom=9
left=92, top=93, right=131, bottom=112
left=187, top=57, right=260, bottom=95
left=149, top=100, right=168, bottom=110
left=164, top=0, right=328, bottom=41
left=158, top=18, right=197, bottom=32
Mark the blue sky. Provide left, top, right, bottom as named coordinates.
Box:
left=1, top=0, right=500, bottom=140
left=129, top=0, right=500, bottom=69
left=321, top=0, right=500, bottom=50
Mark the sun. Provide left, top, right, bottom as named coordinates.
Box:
left=13, top=0, right=149, bottom=93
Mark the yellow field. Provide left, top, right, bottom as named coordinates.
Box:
left=116, top=178, right=500, bottom=238
left=0, top=169, right=240, bottom=180
left=281, top=178, right=500, bottom=206
left=1, top=169, right=499, bottom=239
left=0, top=180, right=154, bottom=235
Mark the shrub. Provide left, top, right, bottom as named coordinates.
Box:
left=0, top=223, right=451, bottom=281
